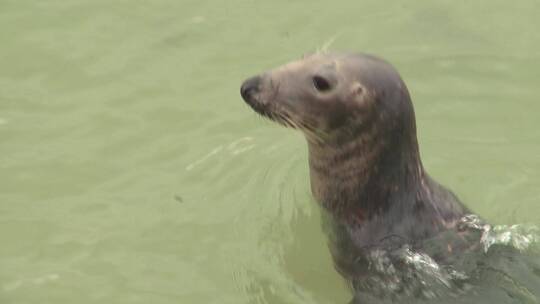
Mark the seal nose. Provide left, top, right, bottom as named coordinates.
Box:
left=240, top=75, right=262, bottom=104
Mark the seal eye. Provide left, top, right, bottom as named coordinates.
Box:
left=313, top=75, right=332, bottom=92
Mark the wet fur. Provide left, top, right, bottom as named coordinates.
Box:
left=240, top=53, right=471, bottom=299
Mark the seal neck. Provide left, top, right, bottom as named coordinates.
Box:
left=307, top=128, right=424, bottom=224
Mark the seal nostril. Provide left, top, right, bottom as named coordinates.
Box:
left=240, top=85, right=253, bottom=101
left=240, top=76, right=262, bottom=102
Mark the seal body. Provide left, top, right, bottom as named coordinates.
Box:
left=240, top=53, right=471, bottom=299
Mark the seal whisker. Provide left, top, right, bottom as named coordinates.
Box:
left=318, top=32, right=341, bottom=53
left=296, top=119, right=326, bottom=144
left=282, top=116, right=297, bottom=129
left=276, top=114, right=293, bottom=128
left=274, top=110, right=325, bottom=144
left=278, top=111, right=298, bottom=129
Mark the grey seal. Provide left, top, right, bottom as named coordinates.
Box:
left=240, top=53, right=473, bottom=301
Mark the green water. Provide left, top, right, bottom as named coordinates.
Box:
left=1, top=1, right=540, bottom=303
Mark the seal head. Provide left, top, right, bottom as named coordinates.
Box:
left=241, top=53, right=414, bottom=147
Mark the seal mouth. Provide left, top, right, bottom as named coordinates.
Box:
left=241, top=75, right=289, bottom=126
left=256, top=106, right=326, bottom=144
left=264, top=109, right=298, bottom=129
left=241, top=75, right=326, bottom=143
left=245, top=98, right=297, bottom=129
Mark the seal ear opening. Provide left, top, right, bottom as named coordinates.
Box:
left=350, top=82, right=371, bottom=108
left=352, top=82, right=364, bottom=95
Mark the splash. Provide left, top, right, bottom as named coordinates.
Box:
left=359, top=245, right=469, bottom=299
left=458, top=214, right=539, bottom=253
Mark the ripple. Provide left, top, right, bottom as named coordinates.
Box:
left=185, top=137, right=255, bottom=171
left=185, top=146, right=223, bottom=171
left=3, top=273, right=60, bottom=292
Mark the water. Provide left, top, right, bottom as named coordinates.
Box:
left=1, top=0, right=540, bottom=303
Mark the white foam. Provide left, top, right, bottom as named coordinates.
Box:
left=459, top=214, right=539, bottom=252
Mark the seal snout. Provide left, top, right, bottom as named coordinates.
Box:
left=240, top=75, right=262, bottom=105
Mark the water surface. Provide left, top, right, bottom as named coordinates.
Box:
left=1, top=1, right=540, bottom=303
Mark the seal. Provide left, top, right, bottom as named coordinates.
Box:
left=240, top=53, right=473, bottom=300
